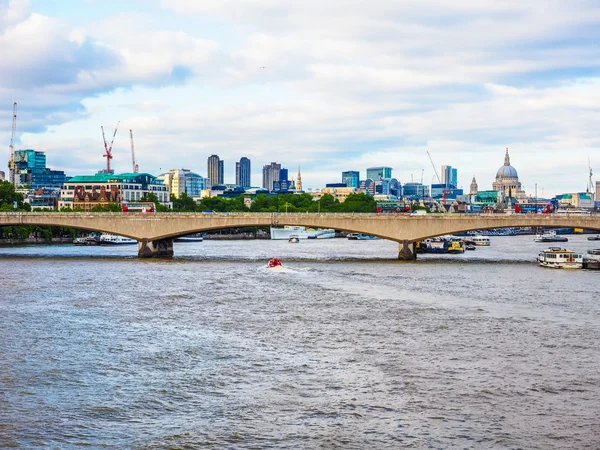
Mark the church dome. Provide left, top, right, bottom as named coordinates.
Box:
left=496, top=148, right=518, bottom=179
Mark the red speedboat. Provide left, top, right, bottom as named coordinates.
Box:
left=267, top=258, right=284, bottom=270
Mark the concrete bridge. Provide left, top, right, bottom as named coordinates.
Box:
left=1, top=212, right=599, bottom=259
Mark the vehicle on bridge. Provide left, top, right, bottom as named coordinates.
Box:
left=121, top=202, right=156, bottom=213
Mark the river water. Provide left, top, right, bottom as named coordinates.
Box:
left=0, top=235, right=599, bottom=449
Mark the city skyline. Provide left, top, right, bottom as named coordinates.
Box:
left=1, top=0, right=599, bottom=196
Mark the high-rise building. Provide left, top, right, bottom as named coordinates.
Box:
left=342, top=170, right=360, bottom=188
left=0, top=171, right=5, bottom=181
left=236, top=157, right=251, bottom=188
left=207, top=155, right=223, bottom=186
left=12, top=149, right=67, bottom=189
left=262, top=162, right=281, bottom=191
left=366, top=167, right=392, bottom=180
left=441, top=165, right=458, bottom=188
left=218, top=160, right=224, bottom=185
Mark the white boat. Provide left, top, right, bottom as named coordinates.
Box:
left=537, top=247, right=582, bottom=269
left=175, top=233, right=204, bottom=242
left=73, top=237, right=88, bottom=245
left=270, top=226, right=335, bottom=240
left=582, top=249, right=600, bottom=270
left=533, top=230, right=568, bottom=243
left=472, top=235, right=491, bottom=246
left=99, top=234, right=137, bottom=245
left=347, top=233, right=378, bottom=240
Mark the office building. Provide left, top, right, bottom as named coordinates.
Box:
left=236, top=157, right=251, bottom=188
left=207, top=155, right=223, bottom=186
left=342, top=171, right=360, bottom=188
left=262, top=162, right=281, bottom=191
left=12, top=149, right=67, bottom=189
left=403, top=182, right=429, bottom=198
left=366, top=167, right=392, bottom=180
left=157, top=169, right=209, bottom=198
left=441, top=165, right=458, bottom=188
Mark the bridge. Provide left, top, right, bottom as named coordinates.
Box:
left=1, top=212, right=599, bottom=259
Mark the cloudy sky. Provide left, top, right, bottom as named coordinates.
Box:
left=1, top=0, right=599, bottom=196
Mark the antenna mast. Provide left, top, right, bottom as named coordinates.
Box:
left=8, top=102, right=17, bottom=186
left=101, top=121, right=120, bottom=173
left=130, top=129, right=139, bottom=173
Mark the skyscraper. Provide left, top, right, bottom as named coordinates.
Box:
left=207, top=155, right=223, bottom=186
left=366, top=167, right=392, bottom=180
left=441, top=165, right=458, bottom=188
left=342, top=170, right=360, bottom=188
left=262, top=162, right=281, bottom=191
left=236, top=157, right=251, bottom=188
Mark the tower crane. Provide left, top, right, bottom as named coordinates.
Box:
left=101, top=121, right=120, bottom=174
left=426, top=150, right=448, bottom=207
left=8, top=102, right=17, bottom=186
left=130, top=129, right=139, bottom=173
left=587, top=157, right=593, bottom=195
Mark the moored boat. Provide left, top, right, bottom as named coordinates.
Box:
left=175, top=233, right=204, bottom=242
left=289, top=235, right=300, bottom=243
left=465, top=244, right=476, bottom=251
left=270, top=226, right=335, bottom=240
left=447, top=239, right=465, bottom=254
left=73, top=236, right=88, bottom=246
left=347, top=233, right=378, bottom=240
left=537, top=247, right=582, bottom=269
left=99, top=234, right=137, bottom=245
left=587, top=235, right=600, bottom=241
left=582, top=249, right=600, bottom=270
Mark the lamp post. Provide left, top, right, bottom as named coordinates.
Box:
left=535, top=183, right=538, bottom=213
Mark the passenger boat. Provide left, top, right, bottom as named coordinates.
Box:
left=417, top=238, right=449, bottom=253
left=587, top=235, right=600, bottom=241
left=582, top=249, right=600, bottom=270
left=471, top=235, right=491, bottom=246
left=175, top=233, right=204, bottom=242
left=267, top=258, right=284, bottom=271
left=537, top=247, right=583, bottom=269
left=99, top=234, right=137, bottom=245
left=270, top=226, right=335, bottom=240
left=289, top=235, right=300, bottom=243
left=533, top=230, right=568, bottom=243
left=347, top=233, right=378, bottom=240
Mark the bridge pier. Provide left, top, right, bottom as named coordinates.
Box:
left=398, top=240, right=417, bottom=260
left=138, top=238, right=174, bottom=258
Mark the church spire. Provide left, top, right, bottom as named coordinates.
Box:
left=296, top=166, right=303, bottom=192
left=504, top=147, right=510, bottom=166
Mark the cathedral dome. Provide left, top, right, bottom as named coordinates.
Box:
left=496, top=148, right=518, bottom=179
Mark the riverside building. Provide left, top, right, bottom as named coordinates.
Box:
left=59, top=173, right=170, bottom=211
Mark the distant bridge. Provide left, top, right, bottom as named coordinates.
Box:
left=1, top=212, right=599, bottom=259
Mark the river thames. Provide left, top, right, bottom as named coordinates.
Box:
left=1, top=235, right=599, bottom=448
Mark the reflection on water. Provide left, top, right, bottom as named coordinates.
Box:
left=1, top=235, right=599, bottom=448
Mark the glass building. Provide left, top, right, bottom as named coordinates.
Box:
left=13, top=149, right=67, bottom=189
left=366, top=166, right=392, bottom=180
left=342, top=170, right=360, bottom=188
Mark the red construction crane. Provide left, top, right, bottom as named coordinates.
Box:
left=101, top=121, right=120, bottom=173
left=8, top=102, right=17, bottom=186
left=130, top=129, right=139, bottom=173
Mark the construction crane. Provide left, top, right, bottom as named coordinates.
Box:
left=8, top=102, right=18, bottom=186
left=426, top=150, right=448, bottom=207
left=130, top=129, right=139, bottom=173
left=101, top=121, right=120, bottom=174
